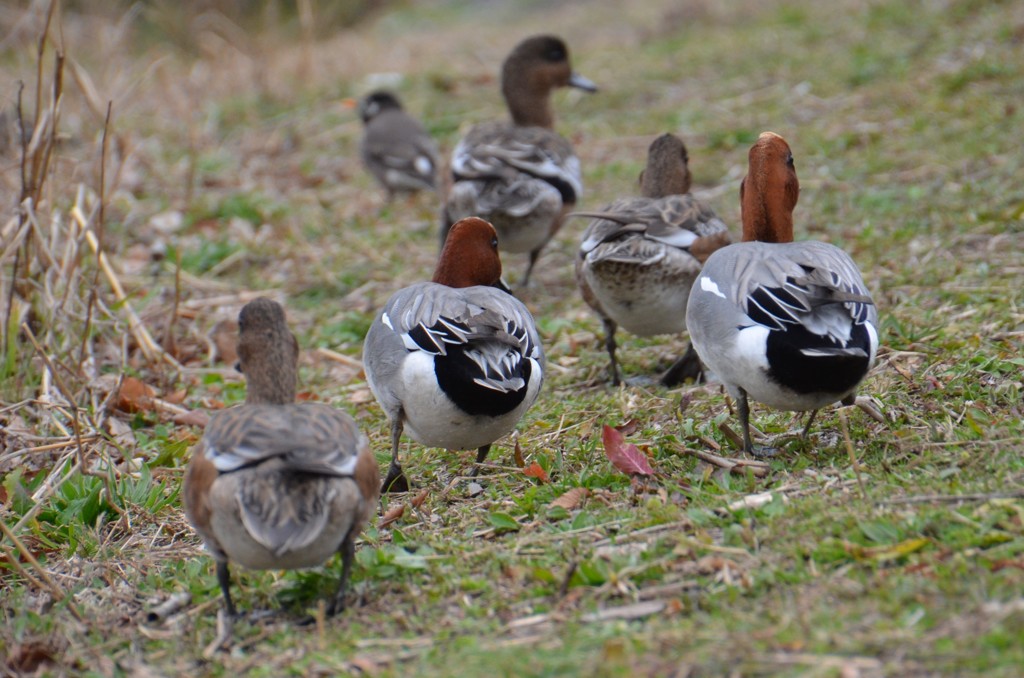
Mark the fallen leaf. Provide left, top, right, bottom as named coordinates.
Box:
left=512, top=437, right=526, bottom=468
left=549, top=487, right=590, bottom=510
left=410, top=489, right=429, bottom=509
left=378, top=504, right=404, bottom=529
left=164, top=388, right=188, bottom=405
left=523, top=461, right=549, bottom=483
left=117, top=377, right=156, bottom=413
left=296, top=391, right=320, bottom=401
left=602, top=424, right=655, bottom=476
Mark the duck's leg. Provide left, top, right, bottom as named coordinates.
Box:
left=602, top=317, right=621, bottom=386
left=738, top=388, right=778, bottom=458
left=659, top=342, right=702, bottom=387
left=216, top=560, right=237, bottom=618
left=521, top=249, right=542, bottom=288
left=326, top=533, right=357, bottom=617
left=737, top=389, right=754, bottom=454
left=469, top=444, right=492, bottom=477
left=800, top=410, right=820, bottom=439
left=381, top=416, right=409, bottom=493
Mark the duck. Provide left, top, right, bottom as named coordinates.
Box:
left=442, top=34, right=597, bottom=286
left=686, top=132, right=878, bottom=454
left=573, top=133, right=732, bottom=387
left=183, top=298, right=380, bottom=618
left=363, top=217, right=545, bottom=492
left=355, top=90, right=440, bottom=200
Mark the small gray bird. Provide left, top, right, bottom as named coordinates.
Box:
left=356, top=90, right=439, bottom=200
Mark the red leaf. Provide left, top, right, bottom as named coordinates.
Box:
left=378, top=504, right=404, bottom=528
left=410, top=489, right=430, bottom=509
left=549, top=487, right=590, bottom=510
left=523, top=461, right=549, bottom=483
left=164, top=388, right=188, bottom=405
left=602, top=424, right=655, bottom=477
left=117, top=377, right=156, bottom=413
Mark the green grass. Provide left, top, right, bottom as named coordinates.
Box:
left=2, top=0, right=1024, bottom=675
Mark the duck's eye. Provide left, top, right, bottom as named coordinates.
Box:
left=546, top=46, right=566, bottom=62
left=491, top=237, right=499, bottom=250
left=234, top=361, right=243, bottom=373
left=786, top=153, right=795, bottom=168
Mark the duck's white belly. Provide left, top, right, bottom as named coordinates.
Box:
left=706, top=326, right=851, bottom=411
left=399, top=352, right=538, bottom=450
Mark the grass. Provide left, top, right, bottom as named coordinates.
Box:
left=2, top=0, right=1023, bottom=675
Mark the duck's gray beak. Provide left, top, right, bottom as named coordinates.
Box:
left=569, top=73, right=598, bottom=93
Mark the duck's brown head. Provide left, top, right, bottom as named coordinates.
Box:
left=740, top=131, right=799, bottom=243
left=502, top=35, right=597, bottom=128
left=639, top=133, right=691, bottom=198
left=236, top=297, right=299, bottom=405
left=432, top=217, right=504, bottom=289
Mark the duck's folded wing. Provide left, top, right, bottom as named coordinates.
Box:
left=382, top=283, right=544, bottom=364
left=729, top=241, right=877, bottom=340
left=236, top=473, right=341, bottom=556
left=578, top=195, right=730, bottom=255
left=203, top=403, right=365, bottom=477
left=452, top=122, right=582, bottom=202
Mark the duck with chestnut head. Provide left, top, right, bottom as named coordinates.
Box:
left=364, top=217, right=545, bottom=492
left=686, top=132, right=878, bottom=455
